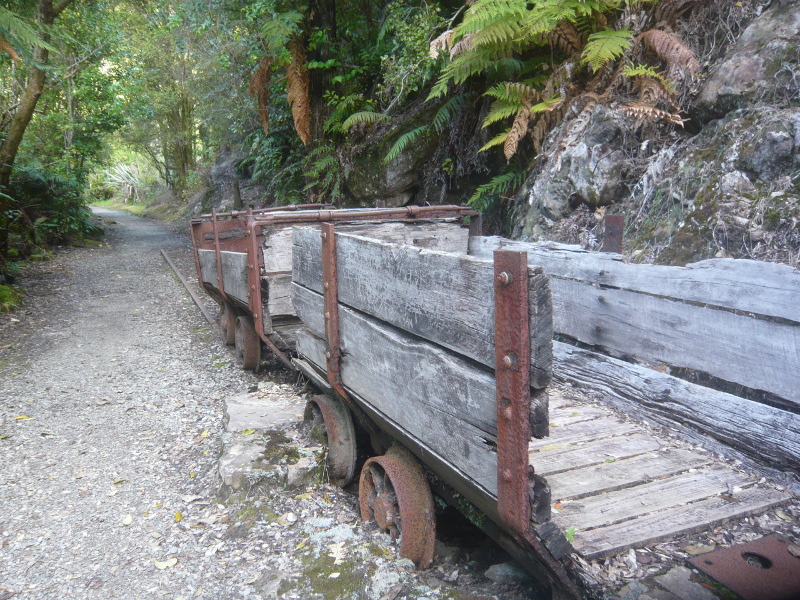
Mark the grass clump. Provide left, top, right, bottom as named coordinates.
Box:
left=0, top=285, right=22, bottom=313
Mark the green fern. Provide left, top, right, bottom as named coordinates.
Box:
left=431, top=94, right=470, bottom=134
left=623, top=63, right=676, bottom=92
left=468, top=169, right=527, bottom=212
left=581, top=28, right=633, bottom=73
left=478, top=129, right=511, bottom=153
left=0, top=7, right=55, bottom=54
left=341, top=111, right=390, bottom=132
left=384, top=125, right=429, bottom=163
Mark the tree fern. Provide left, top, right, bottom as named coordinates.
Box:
left=341, top=111, right=390, bottom=132
left=0, top=7, right=55, bottom=57
left=384, top=126, right=429, bottom=163
left=581, top=28, right=633, bottom=73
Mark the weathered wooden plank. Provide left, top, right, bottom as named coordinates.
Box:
left=533, top=434, right=664, bottom=476
left=470, top=236, right=800, bottom=323
left=548, top=405, right=610, bottom=427
left=198, top=249, right=218, bottom=287
left=553, top=342, right=800, bottom=469
left=292, top=228, right=553, bottom=388
left=263, top=274, right=294, bottom=317
left=529, top=418, right=639, bottom=450
left=555, top=466, right=754, bottom=531
left=264, top=220, right=471, bottom=273
left=551, top=278, right=799, bottom=403
left=220, top=251, right=249, bottom=304
left=546, top=449, right=712, bottom=501
left=294, top=283, right=500, bottom=495
left=572, top=486, right=790, bottom=559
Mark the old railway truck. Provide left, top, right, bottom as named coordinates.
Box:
left=191, top=205, right=799, bottom=599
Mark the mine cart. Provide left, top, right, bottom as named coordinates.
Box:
left=290, top=226, right=799, bottom=599
left=189, top=205, right=479, bottom=370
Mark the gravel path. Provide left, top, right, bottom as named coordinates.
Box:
left=0, top=210, right=541, bottom=600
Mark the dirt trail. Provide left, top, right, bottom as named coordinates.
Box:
left=0, top=210, right=259, bottom=598
left=0, top=210, right=541, bottom=600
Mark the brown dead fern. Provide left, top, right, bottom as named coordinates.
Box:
left=635, top=29, right=699, bottom=80
left=0, top=37, right=20, bottom=65
left=248, top=57, right=272, bottom=137
left=429, top=29, right=454, bottom=58
left=620, top=101, right=687, bottom=127
left=287, top=38, right=311, bottom=145
left=504, top=107, right=530, bottom=161
left=550, top=21, right=583, bottom=58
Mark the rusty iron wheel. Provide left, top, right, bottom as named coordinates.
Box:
left=219, top=302, right=236, bottom=346
left=234, top=315, right=260, bottom=370
left=359, top=446, right=435, bottom=568
left=304, top=394, right=357, bottom=487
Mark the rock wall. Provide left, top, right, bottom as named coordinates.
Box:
left=512, top=0, right=800, bottom=267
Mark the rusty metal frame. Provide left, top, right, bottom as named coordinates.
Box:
left=210, top=209, right=230, bottom=304
left=602, top=214, right=624, bottom=254
left=494, top=250, right=532, bottom=536
left=321, top=223, right=347, bottom=397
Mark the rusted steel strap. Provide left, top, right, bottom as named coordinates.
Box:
left=211, top=209, right=229, bottom=302
left=494, top=250, right=532, bottom=537
left=321, top=223, right=346, bottom=395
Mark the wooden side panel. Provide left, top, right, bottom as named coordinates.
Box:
left=265, top=220, right=471, bottom=273
left=551, top=278, right=799, bottom=402
left=553, top=342, right=800, bottom=468
left=264, top=274, right=294, bottom=317
left=292, top=229, right=553, bottom=388
left=198, top=249, right=218, bottom=287
left=470, top=236, right=800, bottom=322
left=294, top=283, right=500, bottom=496
left=220, top=251, right=249, bottom=304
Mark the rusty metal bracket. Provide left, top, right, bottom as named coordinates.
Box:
left=211, top=208, right=229, bottom=302
left=321, top=223, right=346, bottom=396
left=602, top=214, right=624, bottom=254
left=494, top=250, right=532, bottom=537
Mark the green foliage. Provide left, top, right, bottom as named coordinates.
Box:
left=581, top=27, right=633, bottom=72
left=623, top=63, right=676, bottom=92
left=0, top=283, right=21, bottom=313
left=467, top=169, right=527, bottom=212
left=341, top=111, right=390, bottom=132
left=384, top=125, right=429, bottom=163
left=303, top=144, right=342, bottom=203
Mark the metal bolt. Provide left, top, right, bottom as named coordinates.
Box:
left=326, top=351, right=332, bottom=359
left=324, top=282, right=329, bottom=290
left=502, top=353, right=518, bottom=369
left=502, top=355, right=513, bottom=368
left=497, top=272, right=511, bottom=285
left=502, top=469, right=512, bottom=482
left=325, top=312, right=330, bottom=320
left=321, top=232, right=327, bottom=241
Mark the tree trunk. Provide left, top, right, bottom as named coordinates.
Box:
left=0, top=0, right=76, bottom=263
left=308, top=0, right=336, bottom=140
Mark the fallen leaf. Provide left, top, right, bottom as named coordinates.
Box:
left=122, top=515, right=133, bottom=526
left=295, top=540, right=307, bottom=550
left=107, top=489, right=118, bottom=497
left=276, top=512, right=297, bottom=526
left=181, top=495, right=202, bottom=503
left=75, top=473, right=86, bottom=480
left=536, top=443, right=565, bottom=452
left=568, top=412, right=580, bottom=417
left=776, top=509, right=793, bottom=521
left=328, top=573, right=340, bottom=579
left=241, top=429, right=256, bottom=436
left=294, top=493, right=312, bottom=500
left=683, top=543, right=716, bottom=555
left=0, top=434, right=9, bottom=440
left=174, top=510, right=183, bottom=523
left=152, top=556, right=178, bottom=569
left=189, top=472, right=196, bottom=479
left=13, top=416, right=33, bottom=421
left=199, top=429, right=209, bottom=438
left=204, top=542, right=224, bottom=557
left=788, top=544, right=800, bottom=558
left=95, top=400, right=110, bottom=406
left=328, top=541, right=347, bottom=565
left=112, top=478, right=129, bottom=485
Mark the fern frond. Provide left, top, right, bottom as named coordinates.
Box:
left=432, top=95, right=470, bottom=134
left=550, top=21, right=583, bottom=58
left=286, top=38, right=311, bottom=145
left=261, top=11, right=302, bottom=54
left=581, top=28, right=632, bottom=73
left=483, top=99, right=523, bottom=128
left=429, top=29, right=454, bottom=59
left=504, top=108, right=530, bottom=161
left=248, top=57, right=272, bottom=137
left=619, top=101, right=687, bottom=126
left=479, top=129, right=511, bottom=153
left=0, top=7, right=54, bottom=54
left=341, top=111, right=390, bottom=131
left=467, top=168, right=527, bottom=211
left=384, top=126, right=430, bottom=163
left=635, top=29, right=699, bottom=78
left=485, top=82, right=543, bottom=105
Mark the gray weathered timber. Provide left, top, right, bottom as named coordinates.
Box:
left=529, top=418, right=639, bottom=450
left=469, top=236, right=800, bottom=322
left=555, top=465, right=754, bottom=531
left=572, top=486, right=790, bottom=559
left=292, top=229, right=553, bottom=388
left=197, top=249, right=218, bottom=288
left=264, top=220, right=471, bottom=273
left=263, top=274, right=293, bottom=317
left=553, top=342, right=800, bottom=469
left=533, top=434, right=664, bottom=476
left=545, top=449, right=712, bottom=501
left=552, top=277, right=799, bottom=403
left=294, top=283, right=500, bottom=495
left=220, top=251, right=249, bottom=304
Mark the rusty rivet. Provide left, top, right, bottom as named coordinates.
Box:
left=322, top=232, right=327, bottom=240
left=595, top=325, right=602, bottom=333
left=497, top=271, right=511, bottom=285
left=502, top=353, right=518, bottom=369
left=325, top=311, right=330, bottom=320
left=502, top=469, right=512, bottom=482
left=502, top=355, right=513, bottom=367
left=598, top=295, right=606, bottom=303
left=326, top=351, right=332, bottom=359
left=324, top=282, right=329, bottom=290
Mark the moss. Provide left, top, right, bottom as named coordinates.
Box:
left=0, top=285, right=22, bottom=313
left=280, top=553, right=371, bottom=599
left=261, top=431, right=301, bottom=465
